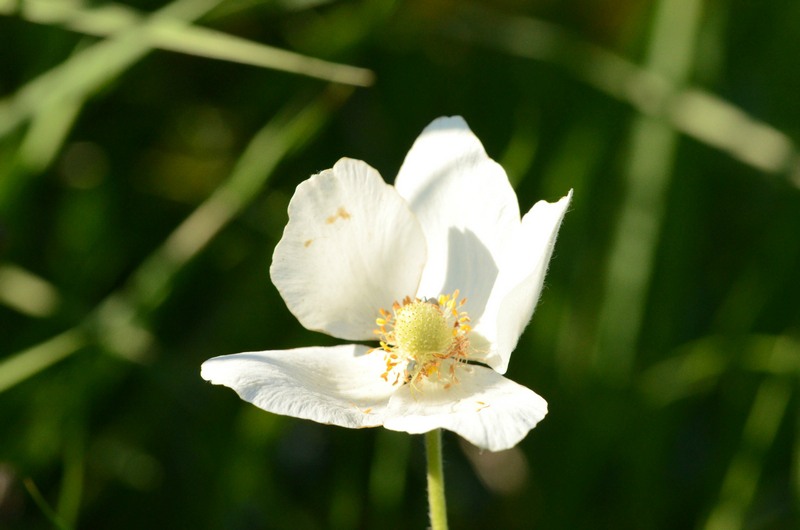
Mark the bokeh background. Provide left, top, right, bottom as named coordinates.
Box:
left=2, top=0, right=799, bottom=528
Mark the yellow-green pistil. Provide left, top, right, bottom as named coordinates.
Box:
left=394, top=302, right=453, bottom=359
left=373, top=291, right=471, bottom=388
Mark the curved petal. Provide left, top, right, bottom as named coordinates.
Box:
left=394, top=117, right=520, bottom=323
left=200, top=344, right=395, bottom=428
left=382, top=365, right=547, bottom=452
left=474, top=191, right=572, bottom=373
left=271, top=158, right=427, bottom=341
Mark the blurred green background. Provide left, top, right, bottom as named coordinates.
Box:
left=1, top=0, right=799, bottom=528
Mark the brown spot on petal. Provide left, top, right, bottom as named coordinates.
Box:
left=304, top=239, right=313, bottom=247
left=326, top=207, right=351, bottom=224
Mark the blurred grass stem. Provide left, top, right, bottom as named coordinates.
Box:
left=57, top=427, right=86, bottom=528
left=448, top=3, right=798, bottom=181
left=0, top=0, right=226, bottom=138
left=425, top=429, right=449, bottom=530
left=703, top=372, right=792, bottom=530
left=0, top=0, right=374, bottom=88
left=23, top=478, right=73, bottom=530
left=0, top=328, right=87, bottom=394
left=594, top=0, right=703, bottom=382
left=0, top=263, right=61, bottom=317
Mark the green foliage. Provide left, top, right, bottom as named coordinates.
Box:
left=1, top=0, right=798, bottom=528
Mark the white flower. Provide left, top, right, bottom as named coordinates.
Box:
left=201, top=116, right=571, bottom=452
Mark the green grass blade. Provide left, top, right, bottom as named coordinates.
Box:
left=148, top=19, right=374, bottom=86
left=22, top=478, right=73, bottom=530
left=594, top=0, right=704, bottom=382
left=0, top=263, right=61, bottom=317
left=0, top=0, right=226, bottom=139
left=703, top=374, right=792, bottom=530
left=0, top=328, right=87, bottom=394
left=447, top=4, right=798, bottom=180
left=0, top=0, right=374, bottom=87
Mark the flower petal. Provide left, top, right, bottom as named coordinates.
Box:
left=200, top=345, right=395, bottom=428
left=474, top=191, right=572, bottom=373
left=271, top=158, right=427, bottom=341
left=394, top=117, right=520, bottom=323
left=382, top=365, right=547, bottom=452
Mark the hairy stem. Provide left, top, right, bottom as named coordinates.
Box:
left=425, top=429, right=449, bottom=530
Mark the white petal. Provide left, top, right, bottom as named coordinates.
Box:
left=200, top=345, right=396, bottom=428
left=382, top=365, right=547, bottom=452
left=474, top=191, right=572, bottom=373
left=271, top=158, right=427, bottom=341
left=394, top=117, right=520, bottom=323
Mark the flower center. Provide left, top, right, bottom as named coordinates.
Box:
left=394, top=302, right=453, bottom=359
left=373, top=290, right=471, bottom=388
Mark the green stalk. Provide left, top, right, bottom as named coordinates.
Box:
left=425, top=429, right=449, bottom=530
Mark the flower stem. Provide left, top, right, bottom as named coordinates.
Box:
left=425, top=429, right=449, bottom=530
